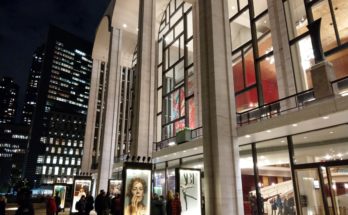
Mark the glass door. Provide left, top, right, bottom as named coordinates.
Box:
left=296, top=168, right=326, bottom=215
left=327, top=166, right=348, bottom=215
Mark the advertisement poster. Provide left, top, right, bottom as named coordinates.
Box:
left=53, top=184, right=67, bottom=210
left=108, top=179, right=122, bottom=197
left=176, top=168, right=202, bottom=215
left=123, top=167, right=152, bottom=215
left=71, top=178, right=92, bottom=213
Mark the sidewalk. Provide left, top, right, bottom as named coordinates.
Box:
left=6, top=203, right=71, bottom=215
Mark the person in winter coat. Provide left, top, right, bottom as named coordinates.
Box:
left=76, top=195, right=87, bottom=215
left=85, top=192, right=94, bottom=215
left=0, top=195, right=6, bottom=215
left=151, top=194, right=165, bottom=215
left=110, top=194, right=122, bottom=215
left=166, top=191, right=174, bottom=215
left=46, top=196, right=57, bottom=215
left=95, top=190, right=109, bottom=215
left=171, top=192, right=182, bottom=215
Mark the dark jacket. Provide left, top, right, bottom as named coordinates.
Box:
left=95, top=194, right=109, bottom=213
left=166, top=199, right=172, bottom=215
left=86, top=195, right=94, bottom=213
left=151, top=199, right=165, bottom=215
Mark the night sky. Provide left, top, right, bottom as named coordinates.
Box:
left=0, top=0, right=110, bottom=118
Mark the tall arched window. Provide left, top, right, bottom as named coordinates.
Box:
left=156, top=0, right=195, bottom=141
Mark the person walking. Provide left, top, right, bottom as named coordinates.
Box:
left=151, top=194, right=164, bottom=215
left=276, top=194, right=283, bottom=215
left=46, top=196, right=57, bottom=215
left=54, top=192, right=61, bottom=215
left=16, top=189, right=34, bottom=215
left=86, top=191, right=94, bottom=215
left=171, top=192, right=182, bottom=215
left=166, top=191, right=174, bottom=215
left=110, top=194, right=122, bottom=215
left=0, top=195, right=5, bottom=215
left=76, top=195, right=87, bottom=215
left=95, top=190, right=109, bottom=215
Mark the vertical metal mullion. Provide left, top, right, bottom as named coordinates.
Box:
left=326, top=167, right=338, bottom=215
left=184, top=12, right=189, bottom=127
left=248, top=0, right=264, bottom=106
left=241, top=49, right=247, bottom=88
left=318, top=166, right=330, bottom=215
left=327, top=0, right=341, bottom=46
left=287, top=136, right=301, bottom=215
left=251, top=143, right=262, bottom=214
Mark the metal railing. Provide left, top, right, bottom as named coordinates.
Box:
left=236, top=89, right=315, bottom=126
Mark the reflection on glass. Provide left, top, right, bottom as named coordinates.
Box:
left=255, top=139, right=294, bottom=215
left=283, top=0, right=308, bottom=40
left=260, top=57, right=279, bottom=104
left=296, top=169, right=325, bottom=215
left=321, top=167, right=334, bottom=214
left=230, top=10, right=252, bottom=51
left=235, top=87, right=258, bottom=113
left=293, top=124, right=348, bottom=165
left=328, top=166, right=348, bottom=214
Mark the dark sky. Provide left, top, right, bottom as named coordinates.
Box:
left=0, top=0, right=110, bottom=118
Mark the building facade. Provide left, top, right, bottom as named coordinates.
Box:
left=0, top=76, right=19, bottom=124
left=83, top=0, right=348, bottom=214
left=24, top=26, right=93, bottom=184
left=21, top=45, right=45, bottom=126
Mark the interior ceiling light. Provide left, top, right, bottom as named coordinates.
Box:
left=245, top=135, right=251, bottom=138
left=292, top=124, right=298, bottom=127
left=329, top=131, right=334, bottom=134
left=322, top=116, right=329, bottom=120
left=123, top=24, right=127, bottom=28
left=266, top=130, right=271, bottom=133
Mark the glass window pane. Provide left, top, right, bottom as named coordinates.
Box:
left=175, top=60, right=185, bottom=85
left=255, top=14, right=272, bottom=57
left=236, top=87, right=258, bottom=112
left=158, top=65, right=162, bottom=88
left=175, top=118, right=185, bottom=133
left=164, top=69, right=174, bottom=93
left=227, top=0, right=238, bottom=18
left=259, top=57, right=279, bottom=104
left=253, top=0, right=268, bottom=17
left=169, top=40, right=180, bottom=67
left=230, top=10, right=252, bottom=51
left=186, top=11, right=193, bottom=39
left=240, top=0, right=248, bottom=9
left=312, top=0, right=338, bottom=51
left=174, top=20, right=184, bottom=38
left=290, top=36, right=315, bottom=90
left=162, top=123, right=174, bottom=139
left=171, top=9, right=182, bottom=28
left=232, top=51, right=245, bottom=92
left=256, top=138, right=295, bottom=215
left=332, top=0, right=348, bottom=44
left=158, top=40, right=163, bottom=64
left=283, top=0, right=308, bottom=40
left=239, top=144, right=258, bottom=214
left=188, top=98, right=195, bottom=129
left=186, top=39, right=194, bottom=66
left=293, top=124, right=348, bottom=164
left=157, top=89, right=162, bottom=113
left=165, top=29, right=174, bottom=47
left=296, top=169, right=325, bottom=214
left=157, top=115, right=162, bottom=142
left=154, top=170, right=166, bottom=196
left=187, top=75, right=194, bottom=96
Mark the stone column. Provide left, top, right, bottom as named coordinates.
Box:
left=267, top=0, right=297, bottom=97
left=131, top=0, right=156, bottom=157
left=97, top=28, right=123, bottom=192
left=81, top=59, right=102, bottom=172
left=197, top=0, right=244, bottom=214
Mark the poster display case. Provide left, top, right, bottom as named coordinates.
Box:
left=175, top=168, right=202, bottom=215
left=53, top=184, right=67, bottom=210
left=108, top=179, right=122, bottom=197
left=122, top=162, right=152, bottom=215
left=71, top=176, right=92, bottom=213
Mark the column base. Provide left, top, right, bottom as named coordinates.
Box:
left=310, top=61, right=336, bottom=99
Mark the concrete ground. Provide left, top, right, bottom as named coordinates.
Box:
left=6, top=203, right=71, bottom=215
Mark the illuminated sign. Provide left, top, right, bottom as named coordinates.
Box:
left=123, top=163, right=152, bottom=215
left=71, top=177, right=92, bottom=213
left=176, top=168, right=202, bottom=215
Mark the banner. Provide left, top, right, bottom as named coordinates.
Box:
left=176, top=168, right=202, bottom=215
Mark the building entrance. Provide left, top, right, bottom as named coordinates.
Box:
left=295, top=163, right=348, bottom=215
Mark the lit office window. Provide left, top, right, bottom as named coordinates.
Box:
left=67, top=167, right=71, bottom=175
left=42, top=166, right=47, bottom=174
left=52, top=156, right=57, bottom=164
left=46, top=156, right=51, bottom=164
left=59, top=157, right=63, bottom=164
left=54, top=167, right=59, bottom=175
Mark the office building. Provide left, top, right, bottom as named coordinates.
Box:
left=24, top=26, right=92, bottom=184
left=0, top=124, right=29, bottom=190
left=21, top=45, right=45, bottom=126
left=0, top=76, right=19, bottom=124
left=82, top=0, right=348, bottom=214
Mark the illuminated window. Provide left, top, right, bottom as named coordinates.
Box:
left=54, top=167, right=59, bottom=175
left=71, top=158, right=75, bottom=165
left=59, top=157, right=63, bottom=164
left=67, top=167, right=71, bottom=175
left=46, top=156, right=51, bottom=164
left=42, top=166, right=47, bottom=174
left=52, top=156, right=57, bottom=164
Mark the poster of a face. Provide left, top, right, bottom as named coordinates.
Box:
left=124, top=169, right=151, bottom=215
left=179, top=169, right=201, bottom=215
left=53, top=185, right=67, bottom=209
left=109, top=180, right=122, bottom=197
left=71, top=179, right=92, bottom=213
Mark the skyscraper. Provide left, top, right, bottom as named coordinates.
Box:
left=0, top=76, right=19, bottom=124
left=21, top=45, right=45, bottom=126
left=24, top=26, right=92, bottom=184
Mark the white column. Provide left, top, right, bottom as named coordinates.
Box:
left=131, top=0, right=156, bottom=157
left=97, top=28, right=123, bottom=192
left=268, top=0, right=297, bottom=97
left=197, top=0, right=244, bottom=214
left=81, top=60, right=101, bottom=172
